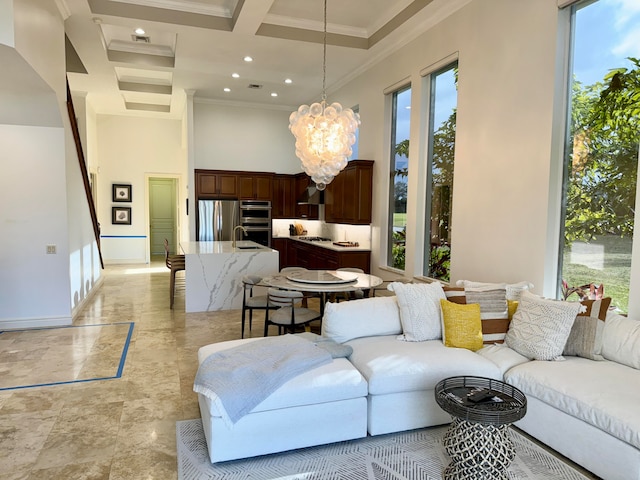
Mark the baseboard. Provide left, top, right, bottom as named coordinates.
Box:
left=0, top=316, right=73, bottom=331
left=71, top=275, right=105, bottom=318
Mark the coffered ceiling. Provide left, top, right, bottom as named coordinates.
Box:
left=62, top=0, right=469, bottom=118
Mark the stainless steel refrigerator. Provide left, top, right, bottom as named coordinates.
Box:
left=197, top=199, right=239, bottom=242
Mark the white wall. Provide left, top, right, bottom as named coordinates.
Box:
left=0, top=0, right=93, bottom=328
left=96, top=114, right=187, bottom=263
left=0, top=125, right=71, bottom=327
left=193, top=101, right=301, bottom=174
left=330, top=0, right=563, bottom=293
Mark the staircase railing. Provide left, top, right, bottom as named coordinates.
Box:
left=66, top=79, right=104, bottom=269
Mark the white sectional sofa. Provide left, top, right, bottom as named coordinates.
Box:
left=195, top=285, right=640, bottom=480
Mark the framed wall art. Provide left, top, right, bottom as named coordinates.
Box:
left=112, top=206, right=132, bottom=225
left=112, top=184, right=132, bottom=202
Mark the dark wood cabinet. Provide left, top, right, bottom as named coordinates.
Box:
left=325, top=160, right=374, bottom=225
left=272, top=175, right=295, bottom=218
left=271, top=238, right=288, bottom=268
left=294, top=173, right=319, bottom=220
left=195, top=170, right=238, bottom=198
left=279, top=239, right=371, bottom=272
left=238, top=173, right=273, bottom=200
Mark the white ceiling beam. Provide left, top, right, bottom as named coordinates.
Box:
left=232, top=0, right=275, bottom=35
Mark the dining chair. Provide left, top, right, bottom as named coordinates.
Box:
left=336, top=267, right=366, bottom=301
left=164, top=238, right=185, bottom=309
left=279, top=267, right=318, bottom=308
left=373, top=277, right=413, bottom=297
left=241, top=275, right=279, bottom=338
left=264, top=288, right=322, bottom=336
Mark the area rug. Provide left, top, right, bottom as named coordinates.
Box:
left=176, top=419, right=592, bottom=480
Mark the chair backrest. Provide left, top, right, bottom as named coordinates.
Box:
left=242, top=275, right=263, bottom=300
left=164, top=239, right=171, bottom=268
left=337, top=267, right=364, bottom=273
left=268, top=288, right=303, bottom=308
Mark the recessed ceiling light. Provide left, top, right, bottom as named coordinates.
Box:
left=271, top=92, right=278, bottom=97
left=224, top=88, right=231, bottom=92
left=284, top=78, right=293, bottom=84
left=134, top=28, right=145, bottom=35
left=232, top=73, right=240, bottom=78
left=243, top=56, right=253, bottom=62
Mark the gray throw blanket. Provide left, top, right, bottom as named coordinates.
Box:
left=194, top=334, right=332, bottom=426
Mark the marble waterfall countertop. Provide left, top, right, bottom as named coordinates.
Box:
left=180, top=240, right=279, bottom=312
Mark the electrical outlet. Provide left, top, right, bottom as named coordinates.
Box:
left=46, top=244, right=57, bottom=254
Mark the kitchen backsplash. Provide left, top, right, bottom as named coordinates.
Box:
left=272, top=218, right=371, bottom=248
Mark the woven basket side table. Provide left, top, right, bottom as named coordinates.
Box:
left=435, top=376, right=527, bottom=480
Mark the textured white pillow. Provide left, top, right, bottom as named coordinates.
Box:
left=601, top=314, right=640, bottom=369
left=387, top=282, right=446, bottom=341
left=456, top=279, right=534, bottom=301
left=504, top=291, right=580, bottom=360
left=321, top=296, right=402, bottom=344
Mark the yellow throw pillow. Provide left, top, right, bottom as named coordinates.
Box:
left=507, top=300, right=519, bottom=320
left=440, top=299, right=483, bottom=351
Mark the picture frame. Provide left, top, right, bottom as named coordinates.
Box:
left=112, top=184, right=132, bottom=202
left=112, top=206, right=132, bottom=225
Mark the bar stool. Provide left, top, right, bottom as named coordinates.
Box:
left=164, top=239, right=185, bottom=309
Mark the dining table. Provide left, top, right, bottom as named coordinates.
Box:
left=261, top=269, right=384, bottom=315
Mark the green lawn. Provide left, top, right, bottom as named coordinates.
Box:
left=393, top=213, right=407, bottom=228
left=563, top=235, right=632, bottom=313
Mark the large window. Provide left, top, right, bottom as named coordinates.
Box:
left=424, top=63, right=458, bottom=281
left=559, top=0, right=640, bottom=312
left=388, top=86, right=412, bottom=270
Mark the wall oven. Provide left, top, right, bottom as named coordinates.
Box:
left=239, top=200, right=272, bottom=247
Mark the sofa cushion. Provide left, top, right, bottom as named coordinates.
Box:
left=476, top=343, right=530, bottom=376
left=440, top=300, right=483, bottom=351
left=346, top=335, right=501, bottom=395
left=563, top=315, right=605, bottom=360
left=198, top=339, right=367, bottom=416
left=505, top=356, right=640, bottom=450
left=443, top=287, right=512, bottom=344
left=322, top=296, right=402, bottom=344
left=388, top=282, right=446, bottom=341
left=579, top=297, right=612, bottom=321
left=602, top=314, right=640, bottom=369
left=456, top=279, right=534, bottom=301
left=504, top=291, right=580, bottom=361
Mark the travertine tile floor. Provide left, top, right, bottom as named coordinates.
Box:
left=0, top=260, right=267, bottom=480
left=0, top=261, right=601, bottom=480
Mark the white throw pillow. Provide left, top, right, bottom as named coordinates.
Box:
left=601, top=314, right=640, bottom=369
left=504, top=291, right=580, bottom=360
left=456, top=279, right=534, bottom=301
left=321, top=296, right=402, bottom=344
left=387, top=282, right=446, bottom=341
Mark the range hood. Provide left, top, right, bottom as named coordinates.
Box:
left=297, top=185, right=324, bottom=204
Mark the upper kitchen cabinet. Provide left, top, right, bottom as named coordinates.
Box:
left=195, top=169, right=238, bottom=199
left=272, top=175, right=295, bottom=218
left=325, top=160, right=374, bottom=224
left=238, top=173, right=273, bottom=200
left=294, top=173, right=319, bottom=220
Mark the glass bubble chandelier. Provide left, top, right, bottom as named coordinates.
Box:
left=288, top=0, right=360, bottom=191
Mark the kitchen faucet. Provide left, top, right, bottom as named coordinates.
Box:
left=233, top=225, right=248, bottom=248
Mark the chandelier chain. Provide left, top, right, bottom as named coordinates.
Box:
left=322, top=0, right=327, bottom=103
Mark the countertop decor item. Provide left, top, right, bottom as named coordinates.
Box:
left=288, top=0, right=360, bottom=191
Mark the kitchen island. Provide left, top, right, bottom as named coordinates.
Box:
left=180, top=240, right=279, bottom=312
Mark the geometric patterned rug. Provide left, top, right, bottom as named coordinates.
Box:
left=176, top=419, right=593, bottom=480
